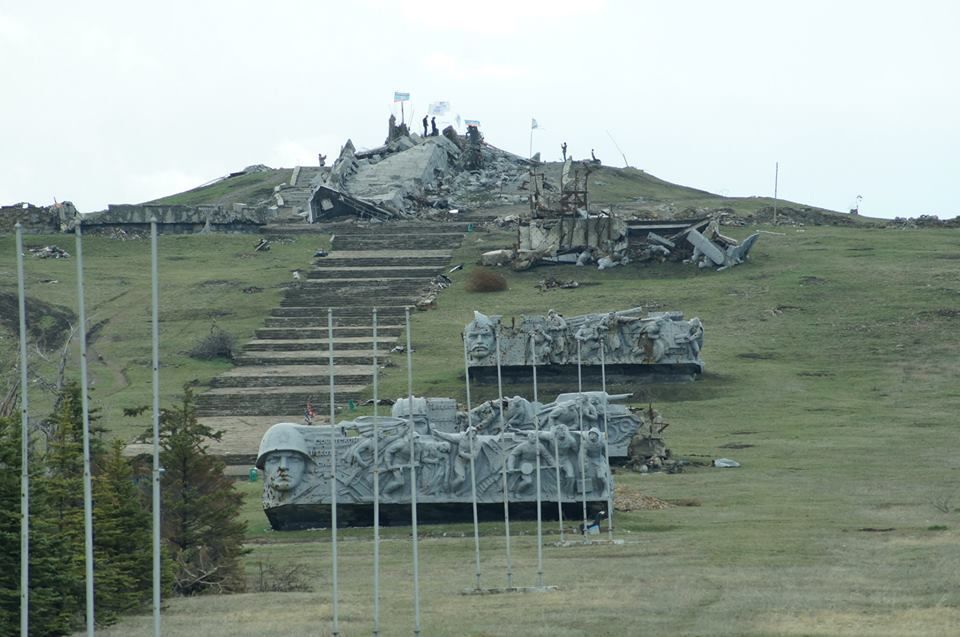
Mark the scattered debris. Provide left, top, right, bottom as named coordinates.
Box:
left=712, top=458, right=741, bottom=468
left=360, top=398, right=395, bottom=406
left=449, top=263, right=464, bottom=273
left=241, top=286, right=263, bottom=294
left=314, top=249, right=328, bottom=257
left=536, top=277, right=579, bottom=291
left=29, top=245, right=70, bottom=259
left=254, top=238, right=270, bottom=252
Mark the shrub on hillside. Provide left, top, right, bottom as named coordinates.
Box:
left=189, top=326, right=236, bottom=361
left=465, top=268, right=508, bottom=293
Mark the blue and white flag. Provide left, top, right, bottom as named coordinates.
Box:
left=394, top=91, right=410, bottom=102
left=531, top=118, right=539, bottom=129
left=464, top=119, right=481, bottom=127
left=429, top=101, right=450, bottom=115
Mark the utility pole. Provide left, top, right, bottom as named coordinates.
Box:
left=773, top=162, right=779, bottom=225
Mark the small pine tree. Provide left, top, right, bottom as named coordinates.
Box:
left=91, top=440, right=161, bottom=623
left=158, top=387, right=247, bottom=594
left=40, top=383, right=93, bottom=631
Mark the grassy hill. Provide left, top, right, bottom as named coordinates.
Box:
left=2, top=172, right=956, bottom=635
left=146, top=168, right=292, bottom=207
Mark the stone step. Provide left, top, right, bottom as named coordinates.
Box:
left=255, top=326, right=403, bottom=339
left=263, top=316, right=408, bottom=328
left=332, top=237, right=463, bottom=250
left=236, top=350, right=383, bottom=365
left=314, top=221, right=474, bottom=233
left=210, top=364, right=375, bottom=387
left=195, top=386, right=366, bottom=417
left=271, top=305, right=410, bottom=317
left=314, top=256, right=453, bottom=268
left=306, top=266, right=445, bottom=279
left=243, top=336, right=397, bottom=351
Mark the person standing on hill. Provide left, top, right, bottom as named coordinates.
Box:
left=422, top=114, right=429, bottom=137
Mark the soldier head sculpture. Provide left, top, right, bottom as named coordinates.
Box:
left=257, top=423, right=313, bottom=494
left=465, top=311, right=497, bottom=363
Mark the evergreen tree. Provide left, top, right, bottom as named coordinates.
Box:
left=91, top=440, right=160, bottom=624
left=158, top=387, right=247, bottom=594
left=0, top=414, right=81, bottom=637
left=39, top=383, right=92, bottom=631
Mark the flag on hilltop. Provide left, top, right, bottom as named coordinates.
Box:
left=531, top=118, right=539, bottom=130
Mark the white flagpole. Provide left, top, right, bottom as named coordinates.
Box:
left=328, top=309, right=340, bottom=637
left=371, top=309, right=381, bottom=637
left=462, top=335, right=482, bottom=590
left=494, top=327, right=512, bottom=588
left=530, top=333, right=544, bottom=586
left=577, top=339, right=588, bottom=533
left=405, top=308, right=422, bottom=636
left=15, top=224, right=30, bottom=637
left=150, top=219, right=162, bottom=637
left=600, top=343, right=614, bottom=539
left=74, top=222, right=95, bottom=635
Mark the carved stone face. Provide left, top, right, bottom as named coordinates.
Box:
left=465, top=318, right=496, bottom=361
left=264, top=450, right=308, bottom=492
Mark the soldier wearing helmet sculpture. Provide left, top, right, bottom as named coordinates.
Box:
left=257, top=423, right=316, bottom=504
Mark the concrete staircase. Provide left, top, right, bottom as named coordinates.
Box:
left=271, top=166, right=324, bottom=223
left=193, top=222, right=466, bottom=473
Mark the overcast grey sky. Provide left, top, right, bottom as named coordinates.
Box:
left=2, top=0, right=957, bottom=219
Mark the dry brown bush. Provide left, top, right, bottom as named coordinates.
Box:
left=465, top=268, right=508, bottom=293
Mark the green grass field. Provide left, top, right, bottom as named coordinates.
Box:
left=4, top=220, right=958, bottom=635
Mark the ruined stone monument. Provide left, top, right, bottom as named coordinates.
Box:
left=464, top=307, right=704, bottom=384
left=257, top=392, right=661, bottom=530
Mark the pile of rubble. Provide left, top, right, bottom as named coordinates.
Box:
left=481, top=215, right=761, bottom=272
left=308, top=118, right=532, bottom=222
left=28, top=245, right=70, bottom=259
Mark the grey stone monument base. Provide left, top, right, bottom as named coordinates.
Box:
left=461, top=585, right=559, bottom=595
left=265, top=500, right=608, bottom=531
left=466, top=363, right=702, bottom=385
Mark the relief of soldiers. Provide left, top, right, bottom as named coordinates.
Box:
left=417, top=439, right=452, bottom=495
left=580, top=427, right=609, bottom=495
left=639, top=318, right=670, bottom=363
left=574, top=322, right=602, bottom=361
left=541, top=422, right=580, bottom=494
left=544, top=309, right=569, bottom=363
left=506, top=431, right=556, bottom=494
left=257, top=423, right=319, bottom=506
left=464, top=311, right=498, bottom=364
left=382, top=431, right=418, bottom=498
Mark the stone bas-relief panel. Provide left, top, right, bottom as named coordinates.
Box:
left=256, top=392, right=658, bottom=528
left=464, top=307, right=704, bottom=382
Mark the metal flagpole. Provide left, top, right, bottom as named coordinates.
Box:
left=773, top=161, right=779, bottom=225
left=577, top=339, right=588, bottom=533
left=494, top=327, right=512, bottom=588
left=405, top=308, right=422, bottom=636
left=599, top=343, right=613, bottom=539
left=150, top=219, right=162, bottom=637
left=74, top=222, right=95, bottom=635
left=462, top=335, right=482, bottom=590
left=530, top=333, right=544, bottom=586
left=371, top=309, right=381, bottom=637
left=328, top=309, right=340, bottom=637
left=15, top=224, right=30, bottom=637
left=553, top=430, right=564, bottom=543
